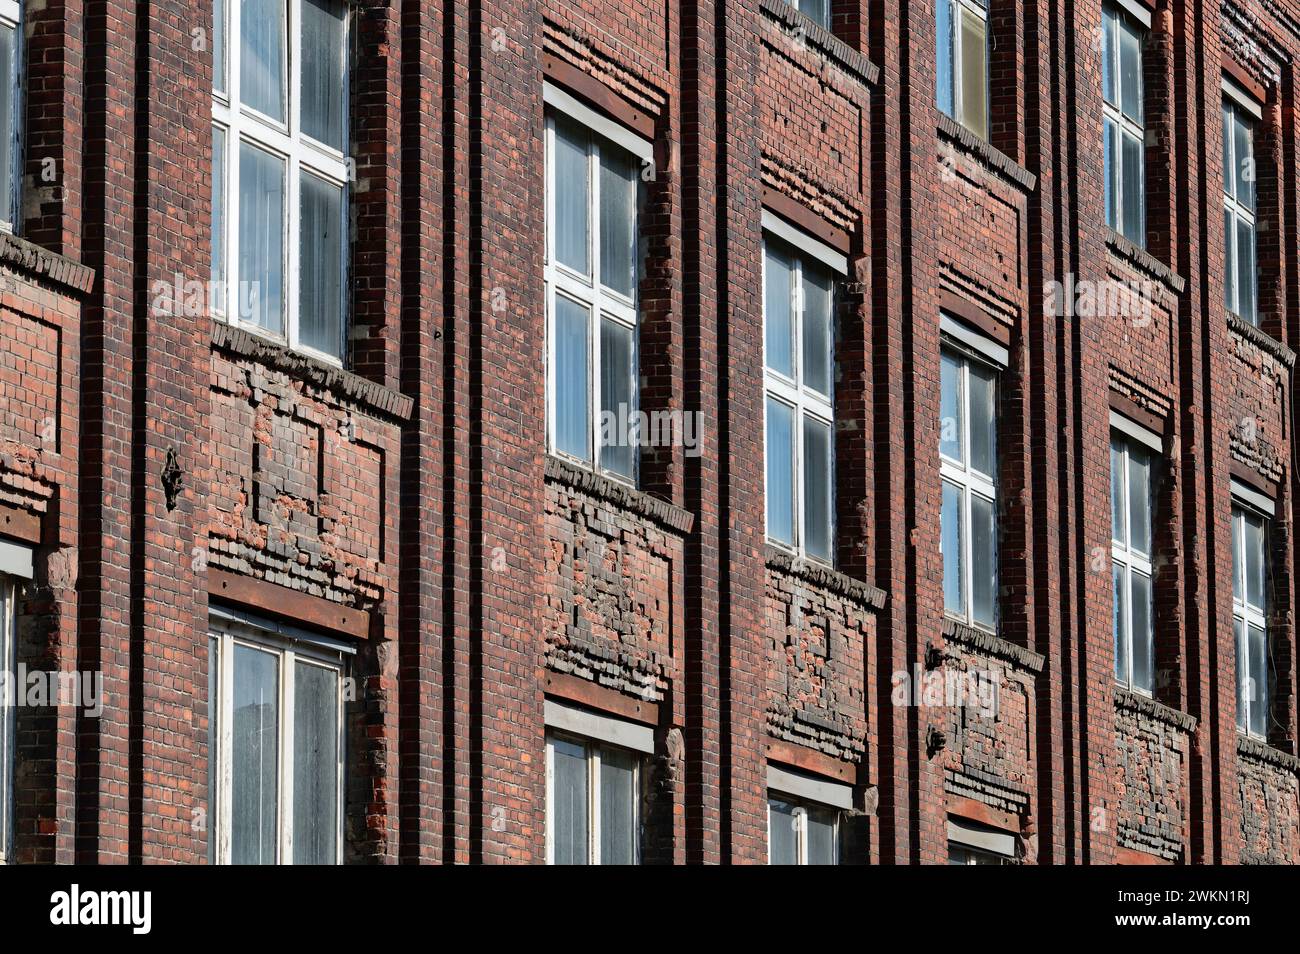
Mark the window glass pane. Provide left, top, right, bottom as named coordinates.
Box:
left=1248, top=623, right=1267, bottom=737
left=968, top=361, right=996, bottom=479
left=599, top=317, right=635, bottom=479
left=1236, top=216, right=1256, bottom=324
left=769, top=799, right=798, bottom=865
left=553, top=117, right=589, bottom=275
left=940, top=350, right=964, bottom=463
left=1131, top=570, right=1153, bottom=692
left=1222, top=207, right=1235, bottom=313
left=1244, top=512, right=1264, bottom=610
left=214, top=0, right=227, bottom=95
left=1127, top=445, right=1150, bottom=556
left=942, top=480, right=965, bottom=617
left=764, top=245, right=794, bottom=377
left=551, top=738, right=588, bottom=865
left=936, top=0, right=954, bottom=119
left=959, top=7, right=988, bottom=139
left=238, top=142, right=285, bottom=333
left=293, top=662, right=339, bottom=865
left=240, top=0, right=286, bottom=121
left=1110, top=439, right=1125, bottom=545
left=1234, top=113, right=1254, bottom=212
left=1121, top=128, right=1144, bottom=245
left=1234, top=617, right=1246, bottom=731
left=298, top=172, right=345, bottom=358
left=1113, top=562, right=1128, bottom=683
left=301, top=0, right=347, bottom=150
left=1101, top=8, right=1116, bottom=107
left=1103, top=117, right=1117, bottom=233
left=806, top=806, right=837, bottom=865
left=554, top=296, right=590, bottom=461
left=0, top=22, right=13, bottom=229
left=802, top=263, right=833, bottom=396
left=766, top=398, right=795, bottom=546
left=212, top=127, right=226, bottom=296
left=599, top=143, right=638, bottom=299
left=1118, top=17, right=1142, bottom=123
left=970, top=492, right=996, bottom=628
left=798, top=0, right=829, bottom=28
left=231, top=644, right=279, bottom=865
left=599, top=747, right=637, bottom=865
left=803, top=415, right=833, bottom=562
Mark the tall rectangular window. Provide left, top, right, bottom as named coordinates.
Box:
left=546, top=733, right=641, bottom=865
left=212, top=0, right=350, bottom=361
left=768, top=795, right=839, bottom=865
left=210, top=622, right=346, bottom=865
left=940, top=345, right=998, bottom=630
left=0, top=577, right=14, bottom=864
left=764, top=235, right=836, bottom=563
left=936, top=0, right=989, bottom=140
left=0, top=0, right=21, bottom=234
left=784, top=0, right=828, bottom=28
left=1222, top=97, right=1257, bottom=324
left=1111, top=433, right=1154, bottom=692
left=545, top=100, right=645, bottom=483
left=1232, top=505, right=1269, bottom=738
left=1102, top=3, right=1145, bottom=246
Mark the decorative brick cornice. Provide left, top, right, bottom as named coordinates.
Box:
left=937, top=114, right=1038, bottom=192
left=0, top=233, right=95, bottom=295
left=764, top=545, right=887, bottom=610
left=1238, top=733, right=1300, bottom=773
left=544, top=454, right=695, bottom=535
left=1227, top=312, right=1297, bottom=368
left=1114, top=687, right=1198, bottom=733
left=757, top=0, right=880, bottom=88
left=1105, top=231, right=1186, bottom=294
left=211, top=320, right=414, bottom=422
left=942, top=616, right=1045, bottom=673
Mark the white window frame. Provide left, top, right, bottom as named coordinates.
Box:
left=766, top=793, right=841, bottom=865
left=210, top=618, right=347, bottom=865
left=1111, top=430, right=1155, bottom=694
left=1231, top=502, right=1270, bottom=740
left=1101, top=2, right=1146, bottom=246
left=937, top=0, right=989, bottom=139
left=211, top=0, right=351, bottom=365
left=544, top=730, right=642, bottom=865
left=543, top=91, right=648, bottom=485
left=0, top=576, right=15, bottom=865
left=1222, top=96, right=1257, bottom=325
left=0, top=0, right=22, bottom=235
left=940, top=341, right=999, bottom=630
left=762, top=227, right=840, bottom=565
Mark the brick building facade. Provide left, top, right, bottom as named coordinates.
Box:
left=0, top=0, right=1297, bottom=865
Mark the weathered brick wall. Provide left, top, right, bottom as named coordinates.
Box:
left=1113, top=692, right=1195, bottom=863
left=1237, top=740, right=1300, bottom=864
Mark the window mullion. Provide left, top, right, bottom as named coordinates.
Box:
left=589, top=746, right=601, bottom=865
left=280, top=647, right=295, bottom=864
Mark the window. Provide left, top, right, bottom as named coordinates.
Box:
left=940, top=345, right=998, bottom=630
left=0, top=577, right=14, bottom=864
left=768, top=795, right=839, bottom=865
left=210, top=620, right=346, bottom=864
left=947, top=816, right=1015, bottom=863
left=764, top=236, right=835, bottom=563
left=784, top=0, right=828, bottom=28
left=544, top=96, right=645, bottom=483
left=1111, top=433, right=1154, bottom=693
left=1102, top=3, right=1145, bottom=246
left=211, top=0, right=351, bottom=362
left=1222, top=96, right=1257, bottom=324
left=0, top=0, right=21, bottom=233
left=936, top=0, right=988, bottom=139
left=949, top=845, right=1010, bottom=865
left=546, top=732, right=641, bottom=865
left=1232, top=504, right=1269, bottom=738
